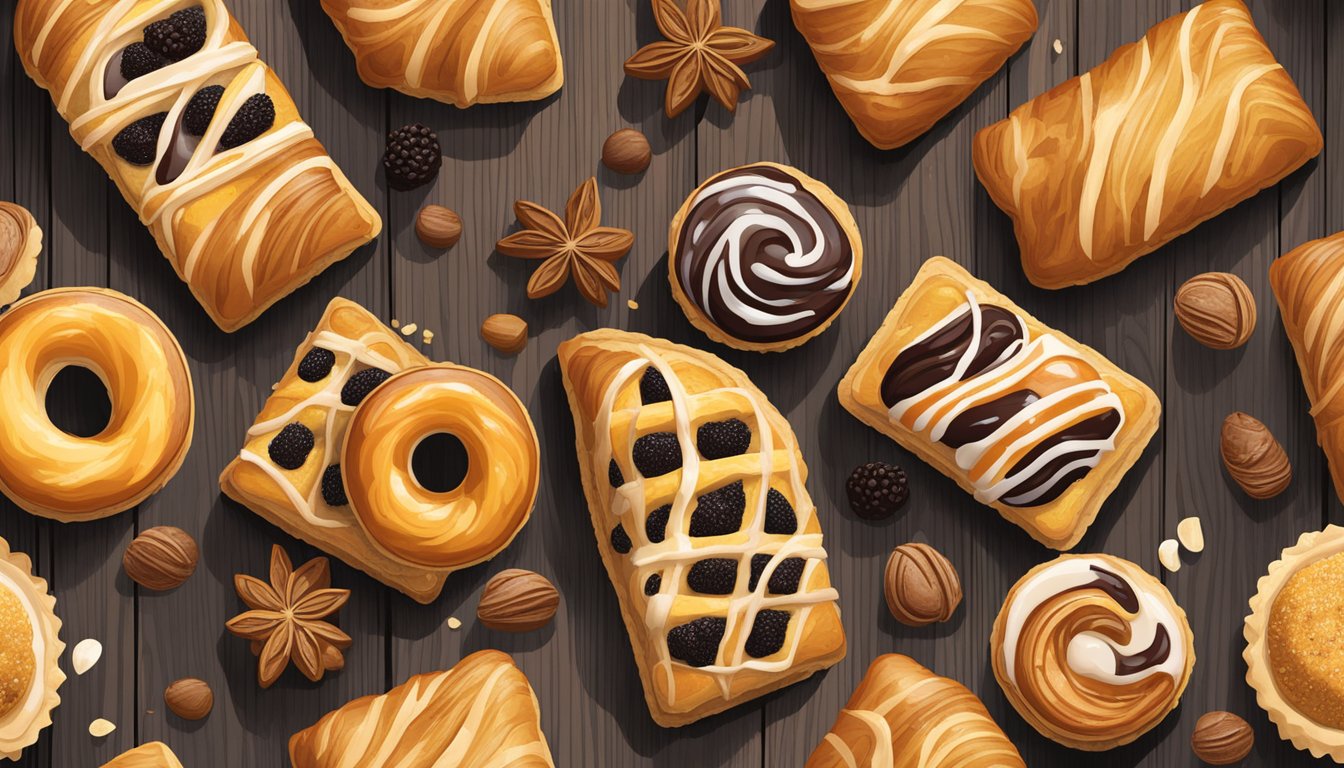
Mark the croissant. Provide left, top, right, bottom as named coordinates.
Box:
left=13, top=0, right=381, bottom=331
left=101, top=742, right=184, bottom=768
left=973, top=0, right=1321, bottom=289
left=806, top=654, right=1024, bottom=768
left=289, top=649, right=555, bottom=767
left=1270, top=231, right=1344, bottom=504
left=791, top=0, right=1037, bottom=150
left=319, top=0, right=564, bottom=107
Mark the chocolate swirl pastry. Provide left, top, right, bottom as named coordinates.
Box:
left=672, top=164, right=859, bottom=348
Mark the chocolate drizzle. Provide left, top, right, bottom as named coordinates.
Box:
left=881, top=305, right=1022, bottom=406
left=155, top=112, right=199, bottom=185
left=1075, top=565, right=1172, bottom=676
left=999, top=409, right=1122, bottom=507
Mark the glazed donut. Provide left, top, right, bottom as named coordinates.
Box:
left=0, top=288, right=194, bottom=521
left=341, top=363, right=539, bottom=570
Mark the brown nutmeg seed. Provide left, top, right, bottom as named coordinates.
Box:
left=164, top=677, right=213, bottom=721
left=481, top=313, right=528, bottom=355
left=601, top=129, right=652, bottom=175
left=1175, top=272, right=1256, bottom=350
left=416, top=205, right=462, bottom=249
left=1190, top=710, right=1253, bottom=765
left=884, top=543, right=962, bottom=627
left=477, top=569, right=559, bottom=632
left=1221, top=412, right=1292, bottom=499
left=123, top=526, right=198, bottom=591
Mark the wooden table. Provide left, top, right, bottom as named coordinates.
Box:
left=1, top=0, right=1340, bottom=765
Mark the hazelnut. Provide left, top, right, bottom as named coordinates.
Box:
left=1221, top=412, right=1291, bottom=499
left=416, top=205, right=462, bottom=249
left=1191, top=710, right=1253, bottom=765
left=477, top=569, right=560, bottom=632
left=481, top=313, right=528, bottom=355
left=883, top=543, right=961, bottom=626
left=164, top=678, right=213, bottom=721
left=122, top=526, right=198, bottom=591
left=601, top=129, right=651, bottom=175
left=1175, top=272, right=1256, bottom=349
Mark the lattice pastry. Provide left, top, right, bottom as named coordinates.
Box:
left=557, top=329, right=846, bottom=727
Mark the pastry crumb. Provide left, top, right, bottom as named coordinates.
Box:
left=401, top=323, right=418, bottom=336
left=422, top=329, right=434, bottom=344
left=627, top=299, right=639, bottom=310
left=1177, top=517, right=1205, bottom=553
left=447, top=616, right=462, bottom=630
left=391, top=318, right=400, bottom=328
left=1052, top=38, right=1064, bottom=55
left=89, top=718, right=116, bottom=737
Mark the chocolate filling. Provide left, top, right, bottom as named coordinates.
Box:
left=1072, top=565, right=1171, bottom=676
left=155, top=111, right=199, bottom=185
left=881, top=305, right=1022, bottom=407
left=997, top=409, right=1121, bottom=507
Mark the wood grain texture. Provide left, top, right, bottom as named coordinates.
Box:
left=0, top=0, right=1337, bottom=765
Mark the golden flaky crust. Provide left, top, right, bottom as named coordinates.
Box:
left=0, top=203, right=41, bottom=308
left=791, top=0, right=1037, bottom=150
left=100, top=742, right=185, bottom=768
left=320, top=0, right=563, bottom=107
left=806, top=654, right=1024, bottom=768
left=837, top=257, right=1159, bottom=550
left=973, top=0, right=1321, bottom=289
left=14, top=0, right=381, bottom=331
left=0, top=288, right=194, bottom=522
left=1270, top=232, right=1344, bottom=505
left=289, top=650, right=554, bottom=767
left=557, top=329, right=846, bottom=727
left=0, top=537, right=64, bottom=762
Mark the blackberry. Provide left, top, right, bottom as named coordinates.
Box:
left=688, top=481, right=745, bottom=537
left=639, top=366, right=671, bottom=405
left=297, top=347, right=335, bottom=383
left=666, top=617, right=725, bottom=668
left=268, top=423, right=314, bottom=470
left=632, top=432, right=681, bottom=478
left=119, top=43, right=167, bottom=82
left=748, top=555, right=805, bottom=594
left=144, top=7, right=207, bottom=61
left=218, top=93, right=275, bottom=149
left=644, top=573, right=662, bottom=596
left=182, top=85, right=224, bottom=136
left=340, top=368, right=392, bottom=406
left=383, top=123, right=441, bottom=191
left=846, top=461, right=910, bottom=520
left=696, top=418, right=751, bottom=460
left=744, top=609, right=790, bottom=658
left=763, top=488, right=797, bottom=535
left=645, top=504, right=670, bottom=543
left=608, top=459, right=624, bottom=488
left=686, top=559, right=737, bottom=595
left=611, top=524, right=632, bottom=554
left=321, top=464, right=347, bottom=507
left=112, top=112, right=167, bottom=165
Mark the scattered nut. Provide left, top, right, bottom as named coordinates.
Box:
left=446, top=616, right=462, bottom=630
left=122, top=526, right=198, bottom=591
left=1221, top=412, right=1292, bottom=499
left=627, top=299, right=639, bottom=310
left=88, top=718, right=116, bottom=737
left=1177, top=516, right=1205, bottom=553
left=401, top=322, right=418, bottom=336
left=72, top=638, right=102, bottom=675
left=1052, top=38, right=1063, bottom=54
left=883, top=543, right=961, bottom=627
left=477, top=569, right=560, bottom=632
left=1191, top=710, right=1254, bottom=765
left=1175, top=272, right=1256, bottom=350
left=481, top=313, right=528, bottom=355
left=164, top=678, right=213, bottom=721
left=601, top=128, right=652, bottom=174
left=1158, top=538, right=1181, bottom=573
left=416, top=205, right=462, bottom=249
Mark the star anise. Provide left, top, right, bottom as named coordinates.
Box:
left=624, top=0, right=774, bottom=117
left=225, top=545, right=351, bottom=689
left=496, top=177, right=635, bottom=307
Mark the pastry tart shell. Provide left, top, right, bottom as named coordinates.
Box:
left=0, top=537, right=64, bottom=761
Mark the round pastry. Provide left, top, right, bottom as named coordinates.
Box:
left=668, top=162, right=863, bottom=352
left=341, top=363, right=539, bottom=570
left=0, top=536, right=64, bottom=761
left=991, top=553, right=1195, bottom=751
left=0, top=288, right=195, bottom=521
left=1245, top=525, right=1344, bottom=761
left=0, top=203, right=41, bottom=308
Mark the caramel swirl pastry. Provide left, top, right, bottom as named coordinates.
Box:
left=14, top=0, right=381, bottom=331
left=973, top=0, right=1321, bottom=289
left=992, top=554, right=1194, bottom=751
left=838, top=257, right=1159, bottom=550
left=557, top=329, right=846, bottom=727
left=0, top=536, right=64, bottom=762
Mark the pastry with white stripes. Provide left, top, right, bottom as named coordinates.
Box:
left=319, top=0, right=563, bottom=107
left=289, top=649, right=555, bottom=767
left=838, top=257, right=1159, bottom=550
left=973, top=0, right=1321, bottom=289
left=791, top=0, right=1038, bottom=150
left=0, top=536, right=64, bottom=762
left=557, top=329, right=846, bottom=727
left=668, top=163, right=863, bottom=352
left=806, top=653, right=1024, bottom=767
left=14, top=0, right=381, bottom=331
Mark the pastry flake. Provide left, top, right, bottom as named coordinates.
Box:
left=101, top=741, right=185, bottom=768
left=0, top=537, right=64, bottom=762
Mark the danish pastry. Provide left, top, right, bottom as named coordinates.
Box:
left=0, top=536, right=64, bottom=762
left=319, top=0, right=564, bottom=107
left=289, top=649, right=554, bottom=767
left=14, top=0, right=382, bottom=331
left=973, top=0, right=1322, bottom=288
left=668, top=162, right=863, bottom=352
left=1269, top=232, right=1344, bottom=505
left=102, top=742, right=185, bottom=768
left=838, top=257, right=1159, bottom=549
left=0, top=203, right=41, bottom=308
left=791, top=0, right=1038, bottom=150
left=557, top=329, right=846, bottom=727
left=991, top=553, right=1195, bottom=751
left=0, top=288, right=194, bottom=522
left=806, top=653, right=1024, bottom=767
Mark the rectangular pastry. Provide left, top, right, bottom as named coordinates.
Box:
left=972, top=0, right=1321, bottom=289
left=557, top=329, right=846, bottom=727
left=838, top=257, right=1160, bottom=550
left=14, top=0, right=381, bottom=331
left=219, top=297, right=448, bottom=603
left=791, top=0, right=1038, bottom=150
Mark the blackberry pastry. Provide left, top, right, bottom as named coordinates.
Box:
left=557, top=329, right=846, bottom=727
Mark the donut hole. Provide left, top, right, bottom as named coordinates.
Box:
left=411, top=432, right=469, bottom=494
left=45, top=365, right=112, bottom=438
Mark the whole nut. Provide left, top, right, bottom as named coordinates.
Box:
left=1175, top=272, right=1256, bottom=350
left=416, top=205, right=462, bottom=249
left=123, top=526, right=198, bottom=591
left=477, top=569, right=560, bottom=632
left=481, top=313, right=528, bottom=355
left=601, top=129, right=651, bottom=175
left=883, top=543, right=961, bottom=626
left=164, top=677, right=213, bottom=721
left=1191, top=710, right=1253, bottom=765
left=1221, top=412, right=1292, bottom=499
